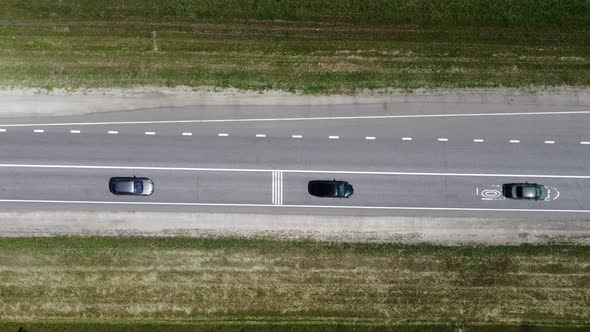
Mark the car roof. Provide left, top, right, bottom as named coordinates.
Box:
left=521, top=186, right=537, bottom=198
left=114, top=179, right=136, bottom=193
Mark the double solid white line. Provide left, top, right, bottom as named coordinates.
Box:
left=272, top=171, right=283, bottom=205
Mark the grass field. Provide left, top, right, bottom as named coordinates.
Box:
left=0, top=0, right=588, bottom=92
left=0, top=237, right=589, bottom=331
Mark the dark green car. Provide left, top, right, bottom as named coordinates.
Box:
left=502, top=182, right=548, bottom=200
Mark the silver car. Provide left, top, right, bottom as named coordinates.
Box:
left=109, top=176, right=154, bottom=196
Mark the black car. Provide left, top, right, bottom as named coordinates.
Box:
left=109, top=176, right=154, bottom=196
left=502, top=182, right=548, bottom=200
left=308, top=180, right=353, bottom=198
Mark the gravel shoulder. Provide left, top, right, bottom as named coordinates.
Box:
left=1, top=211, right=589, bottom=245
left=0, top=86, right=589, bottom=118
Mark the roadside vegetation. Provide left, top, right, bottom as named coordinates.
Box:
left=0, top=237, right=589, bottom=331
left=0, top=0, right=588, bottom=92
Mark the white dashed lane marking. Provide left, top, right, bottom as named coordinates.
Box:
left=0, top=127, right=581, bottom=147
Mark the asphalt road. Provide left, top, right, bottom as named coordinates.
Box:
left=0, top=102, right=589, bottom=216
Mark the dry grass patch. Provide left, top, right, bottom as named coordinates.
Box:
left=0, top=237, right=589, bottom=329
left=0, top=18, right=588, bottom=91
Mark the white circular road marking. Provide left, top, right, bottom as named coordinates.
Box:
left=481, top=189, right=502, bottom=199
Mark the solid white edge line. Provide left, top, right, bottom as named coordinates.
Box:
left=1, top=163, right=590, bottom=178
left=437, top=138, right=448, bottom=142
left=473, top=139, right=484, bottom=142
left=218, top=133, right=229, bottom=137
left=145, top=131, right=156, bottom=135
left=365, top=136, right=376, bottom=140
left=0, top=199, right=589, bottom=213
left=279, top=171, right=283, bottom=205
left=291, top=135, right=303, bottom=139
left=182, top=132, right=192, bottom=136
left=271, top=171, right=275, bottom=205
left=70, top=130, right=81, bottom=134
left=107, top=131, right=118, bottom=134
left=3, top=110, right=590, bottom=127
left=509, top=140, right=520, bottom=143
left=33, top=129, right=44, bottom=133
left=402, top=137, right=412, bottom=141
left=329, top=136, right=339, bottom=139
left=544, top=140, right=555, bottom=144
left=256, top=134, right=267, bottom=138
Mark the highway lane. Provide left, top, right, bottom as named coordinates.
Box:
left=0, top=116, right=588, bottom=174
left=0, top=167, right=588, bottom=216
left=0, top=103, right=588, bottom=215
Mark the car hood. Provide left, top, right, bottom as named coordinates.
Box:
left=538, top=185, right=549, bottom=200
left=344, top=185, right=354, bottom=197
left=142, top=180, right=154, bottom=195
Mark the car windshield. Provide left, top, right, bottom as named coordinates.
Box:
left=133, top=180, right=143, bottom=194
left=336, top=183, right=345, bottom=197
left=516, top=187, right=523, bottom=197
